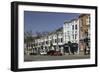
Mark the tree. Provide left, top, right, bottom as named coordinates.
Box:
left=24, top=31, right=34, bottom=55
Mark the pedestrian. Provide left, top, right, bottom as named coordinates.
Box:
left=87, top=46, right=90, bottom=54
left=84, top=44, right=87, bottom=55
left=68, top=46, right=71, bottom=55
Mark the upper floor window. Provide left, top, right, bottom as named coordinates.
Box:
left=55, top=39, right=57, bottom=43
left=61, top=38, right=63, bottom=43
left=72, top=25, right=74, bottom=30
left=75, top=25, right=77, bottom=30
left=46, top=41, right=48, bottom=44
left=73, top=34, right=74, bottom=39
left=75, top=34, right=77, bottom=39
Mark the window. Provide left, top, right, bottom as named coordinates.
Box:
left=55, top=39, right=57, bottom=43
left=72, top=25, right=74, bottom=30
left=46, top=41, right=48, bottom=44
left=75, top=34, right=77, bottom=39
left=61, top=38, right=63, bottom=42
left=75, top=31, right=77, bottom=34
left=75, top=25, right=77, bottom=30
left=72, top=34, right=74, bottom=39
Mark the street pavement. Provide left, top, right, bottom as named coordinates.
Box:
left=24, top=54, right=90, bottom=62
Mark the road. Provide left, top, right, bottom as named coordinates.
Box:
left=24, top=54, right=90, bottom=62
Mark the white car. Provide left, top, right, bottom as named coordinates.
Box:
left=40, top=51, right=47, bottom=55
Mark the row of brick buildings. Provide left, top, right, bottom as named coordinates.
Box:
left=24, top=14, right=90, bottom=55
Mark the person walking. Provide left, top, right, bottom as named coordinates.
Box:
left=84, top=43, right=87, bottom=55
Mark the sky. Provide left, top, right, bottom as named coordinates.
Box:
left=24, top=11, right=80, bottom=34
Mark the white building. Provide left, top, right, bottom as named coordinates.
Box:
left=63, top=19, right=79, bottom=44
left=63, top=19, right=79, bottom=54
left=30, top=28, right=64, bottom=54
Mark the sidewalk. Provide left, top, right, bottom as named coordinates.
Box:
left=64, top=51, right=90, bottom=56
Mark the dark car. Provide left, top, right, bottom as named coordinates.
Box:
left=30, top=53, right=37, bottom=55
left=47, top=50, right=55, bottom=56
left=53, top=51, right=62, bottom=56
left=47, top=50, right=62, bottom=56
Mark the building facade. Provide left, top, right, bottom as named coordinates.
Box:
left=63, top=19, right=79, bottom=44
left=79, top=14, right=90, bottom=52
left=31, top=30, right=64, bottom=54
left=63, top=19, right=79, bottom=54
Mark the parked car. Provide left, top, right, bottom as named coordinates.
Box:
left=47, top=50, right=55, bottom=56
left=29, top=53, right=37, bottom=55
left=53, top=51, right=62, bottom=56
left=40, top=50, right=47, bottom=55
left=47, top=50, right=62, bottom=56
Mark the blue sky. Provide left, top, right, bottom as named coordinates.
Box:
left=24, top=11, right=80, bottom=34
